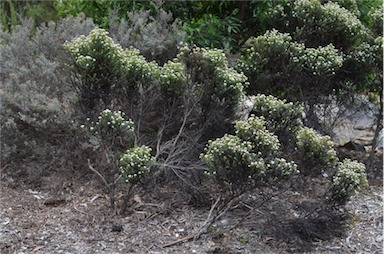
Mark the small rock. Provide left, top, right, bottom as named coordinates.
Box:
left=111, top=222, right=123, bottom=232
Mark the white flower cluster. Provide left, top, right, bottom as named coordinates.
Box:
left=64, top=28, right=125, bottom=69
left=81, top=109, right=134, bottom=140
left=348, top=42, right=377, bottom=66
left=160, top=60, right=186, bottom=92
left=301, top=44, right=343, bottom=76
left=201, top=115, right=298, bottom=188
left=201, top=134, right=257, bottom=177
left=235, top=115, right=281, bottom=156
left=296, top=127, right=338, bottom=175
left=65, top=28, right=162, bottom=88
left=321, top=2, right=365, bottom=37
left=253, top=94, right=303, bottom=119
left=76, top=55, right=96, bottom=69
left=122, top=47, right=161, bottom=82
left=97, top=109, right=134, bottom=133
left=252, top=94, right=304, bottom=139
left=293, top=0, right=365, bottom=40
left=332, top=159, right=368, bottom=200
left=237, top=29, right=294, bottom=73
left=120, top=146, right=154, bottom=184
left=177, top=45, right=248, bottom=111
left=238, top=27, right=345, bottom=76
left=201, top=48, right=227, bottom=69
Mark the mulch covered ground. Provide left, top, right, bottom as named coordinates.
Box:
left=1, top=152, right=382, bottom=254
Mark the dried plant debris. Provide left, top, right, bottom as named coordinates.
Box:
left=0, top=172, right=382, bottom=254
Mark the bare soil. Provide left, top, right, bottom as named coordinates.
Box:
left=1, top=151, right=382, bottom=254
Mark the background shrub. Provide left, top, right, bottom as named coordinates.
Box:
left=0, top=15, right=95, bottom=179
left=108, top=9, right=185, bottom=65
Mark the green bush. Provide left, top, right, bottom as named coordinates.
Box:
left=251, top=94, right=303, bottom=146
left=120, top=146, right=154, bottom=184
left=237, top=29, right=345, bottom=100
left=201, top=115, right=298, bottom=196
left=296, top=127, right=338, bottom=176
left=291, top=0, right=366, bottom=50
left=235, top=116, right=281, bottom=158
left=184, top=12, right=241, bottom=52
left=177, top=46, right=248, bottom=119
left=65, top=29, right=248, bottom=138
left=237, top=29, right=304, bottom=95
left=81, top=109, right=135, bottom=150
left=331, top=159, right=368, bottom=202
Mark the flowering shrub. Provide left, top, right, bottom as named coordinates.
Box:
left=235, top=115, right=281, bottom=158
left=201, top=116, right=298, bottom=196
left=237, top=29, right=304, bottom=94
left=367, top=5, right=383, bottom=36
left=300, top=44, right=343, bottom=76
left=202, top=135, right=258, bottom=182
left=159, top=60, right=186, bottom=94
left=237, top=29, right=301, bottom=76
left=64, top=28, right=127, bottom=111
left=296, top=127, right=338, bottom=176
left=331, top=159, right=368, bottom=202
left=120, top=146, right=154, bottom=184
left=237, top=29, right=345, bottom=95
left=251, top=94, right=303, bottom=145
left=64, top=28, right=125, bottom=72
left=177, top=45, right=248, bottom=119
left=122, top=47, right=161, bottom=84
left=81, top=109, right=135, bottom=148
left=292, top=0, right=366, bottom=49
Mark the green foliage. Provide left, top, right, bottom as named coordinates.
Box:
left=201, top=115, right=298, bottom=196
left=331, top=159, right=368, bottom=202
left=55, top=0, right=159, bottom=28
left=0, top=0, right=58, bottom=32
left=176, top=45, right=248, bottom=120
left=184, top=12, right=241, bottom=51
left=296, top=127, right=338, bottom=176
left=64, top=28, right=161, bottom=113
left=120, top=146, right=154, bottom=184
left=300, top=44, right=344, bottom=76
left=251, top=94, right=304, bottom=146
left=235, top=116, right=281, bottom=158
left=291, top=0, right=367, bottom=50
left=81, top=109, right=135, bottom=150
left=56, top=0, right=112, bottom=28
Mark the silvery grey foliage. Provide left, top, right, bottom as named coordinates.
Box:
left=0, top=14, right=95, bottom=171
left=108, top=9, right=185, bottom=64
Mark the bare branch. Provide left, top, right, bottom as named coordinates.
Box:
left=87, top=159, right=111, bottom=190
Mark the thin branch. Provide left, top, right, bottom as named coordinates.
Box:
left=87, top=159, right=111, bottom=190
left=161, top=196, right=222, bottom=248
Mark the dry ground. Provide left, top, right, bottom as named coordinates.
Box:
left=0, top=152, right=382, bottom=254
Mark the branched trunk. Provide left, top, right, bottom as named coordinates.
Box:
left=368, top=91, right=383, bottom=170
left=120, top=184, right=135, bottom=215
